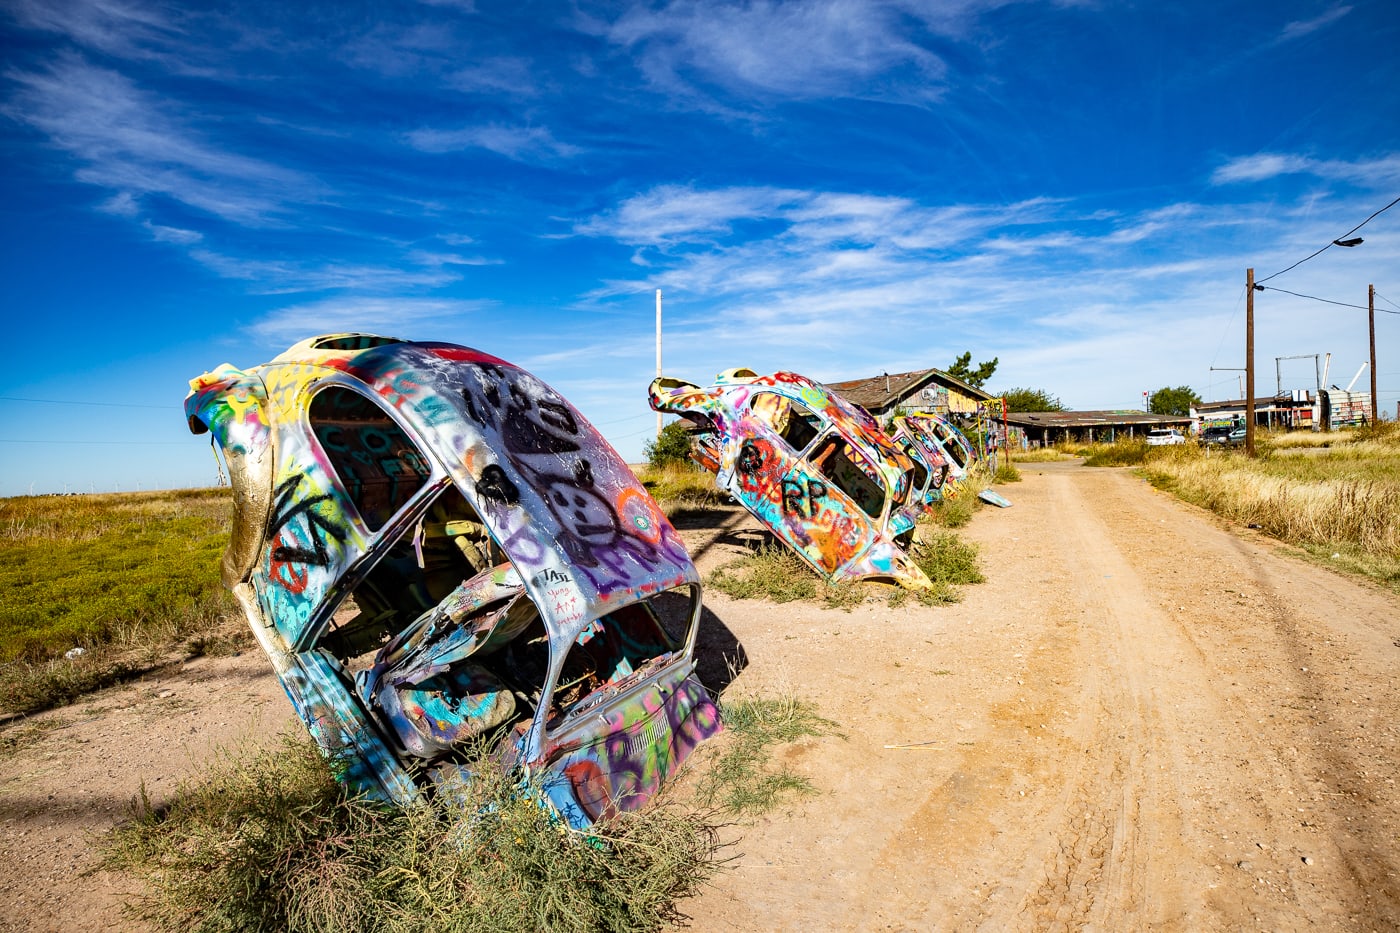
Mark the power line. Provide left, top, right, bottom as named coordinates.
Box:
left=0, top=395, right=172, bottom=410
left=1376, top=290, right=1400, bottom=312
left=1256, top=194, right=1400, bottom=285
left=1254, top=285, right=1399, bottom=313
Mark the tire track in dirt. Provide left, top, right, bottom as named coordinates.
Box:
left=832, top=462, right=1397, bottom=931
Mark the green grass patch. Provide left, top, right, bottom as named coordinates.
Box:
left=636, top=462, right=724, bottom=519
left=696, top=695, right=841, bottom=816
left=0, top=489, right=252, bottom=715
left=0, top=490, right=236, bottom=663
left=707, top=544, right=822, bottom=603
left=103, top=736, right=723, bottom=933
left=905, top=531, right=984, bottom=605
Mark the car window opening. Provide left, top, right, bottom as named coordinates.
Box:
left=810, top=436, right=886, bottom=518
left=751, top=392, right=820, bottom=452
left=310, top=386, right=433, bottom=531
left=545, top=585, right=696, bottom=732
left=925, top=419, right=968, bottom=468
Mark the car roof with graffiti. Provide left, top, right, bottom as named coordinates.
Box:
left=185, top=334, right=695, bottom=651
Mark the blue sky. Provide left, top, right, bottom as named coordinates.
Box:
left=2, top=0, right=1397, bottom=495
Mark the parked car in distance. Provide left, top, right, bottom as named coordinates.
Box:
left=1145, top=429, right=1186, bottom=446
left=1200, top=425, right=1247, bottom=447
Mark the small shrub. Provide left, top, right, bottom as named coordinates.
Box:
left=707, top=545, right=820, bottom=603
left=994, top=460, right=1022, bottom=483
left=924, top=489, right=980, bottom=528
left=103, top=736, right=723, bottom=933
left=696, top=695, right=841, bottom=816
left=643, top=421, right=697, bottom=469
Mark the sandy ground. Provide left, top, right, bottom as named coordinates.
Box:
left=2, top=460, right=1397, bottom=931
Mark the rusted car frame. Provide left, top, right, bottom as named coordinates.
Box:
left=185, top=334, right=720, bottom=828
left=649, top=371, right=931, bottom=590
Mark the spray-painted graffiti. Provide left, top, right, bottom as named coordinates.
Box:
left=185, top=334, right=720, bottom=828
left=888, top=412, right=978, bottom=510
left=649, top=369, right=932, bottom=590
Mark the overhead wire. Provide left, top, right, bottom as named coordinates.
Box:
left=1256, top=194, right=1400, bottom=286
left=1256, top=284, right=1400, bottom=314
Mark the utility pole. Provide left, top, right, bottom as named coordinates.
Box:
left=1246, top=268, right=1256, bottom=457
left=655, top=289, right=663, bottom=442
left=1369, top=284, right=1378, bottom=425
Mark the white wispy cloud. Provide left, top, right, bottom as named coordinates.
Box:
left=189, top=250, right=462, bottom=294
left=1212, top=152, right=1400, bottom=188
left=8, top=0, right=181, bottom=62
left=598, top=0, right=948, bottom=101
left=405, top=123, right=582, bottom=161
left=250, top=296, right=495, bottom=345
left=5, top=54, right=317, bottom=225
left=142, top=220, right=202, bottom=244
left=446, top=56, right=541, bottom=96
left=1278, top=5, right=1351, bottom=43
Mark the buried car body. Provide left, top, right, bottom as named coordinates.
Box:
left=184, top=334, right=720, bottom=828
left=649, top=370, right=932, bottom=590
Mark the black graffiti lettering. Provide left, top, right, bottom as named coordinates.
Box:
left=780, top=477, right=826, bottom=519
left=476, top=464, right=520, bottom=505
left=268, top=474, right=348, bottom=566
left=533, top=568, right=570, bottom=586
left=781, top=479, right=805, bottom=515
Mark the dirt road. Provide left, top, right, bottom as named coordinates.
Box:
left=3, top=461, right=1398, bottom=931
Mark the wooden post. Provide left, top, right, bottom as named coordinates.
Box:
left=1370, top=284, right=1378, bottom=425
left=1246, top=268, right=1256, bottom=458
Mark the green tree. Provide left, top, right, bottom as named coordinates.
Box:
left=1148, top=385, right=1201, bottom=416
left=643, top=420, right=695, bottom=468
left=997, top=387, right=1067, bottom=412
left=946, top=351, right=999, bottom=388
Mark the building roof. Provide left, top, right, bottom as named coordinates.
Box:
left=1002, top=410, right=1192, bottom=429
left=826, top=367, right=993, bottom=411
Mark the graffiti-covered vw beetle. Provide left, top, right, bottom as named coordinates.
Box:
left=185, top=334, right=720, bottom=829
left=648, top=370, right=932, bottom=590
left=898, top=412, right=977, bottom=491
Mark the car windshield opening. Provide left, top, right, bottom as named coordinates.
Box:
left=312, top=483, right=553, bottom=763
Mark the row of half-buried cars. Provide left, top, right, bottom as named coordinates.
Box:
left=184, top=335, right=980, bottom=828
